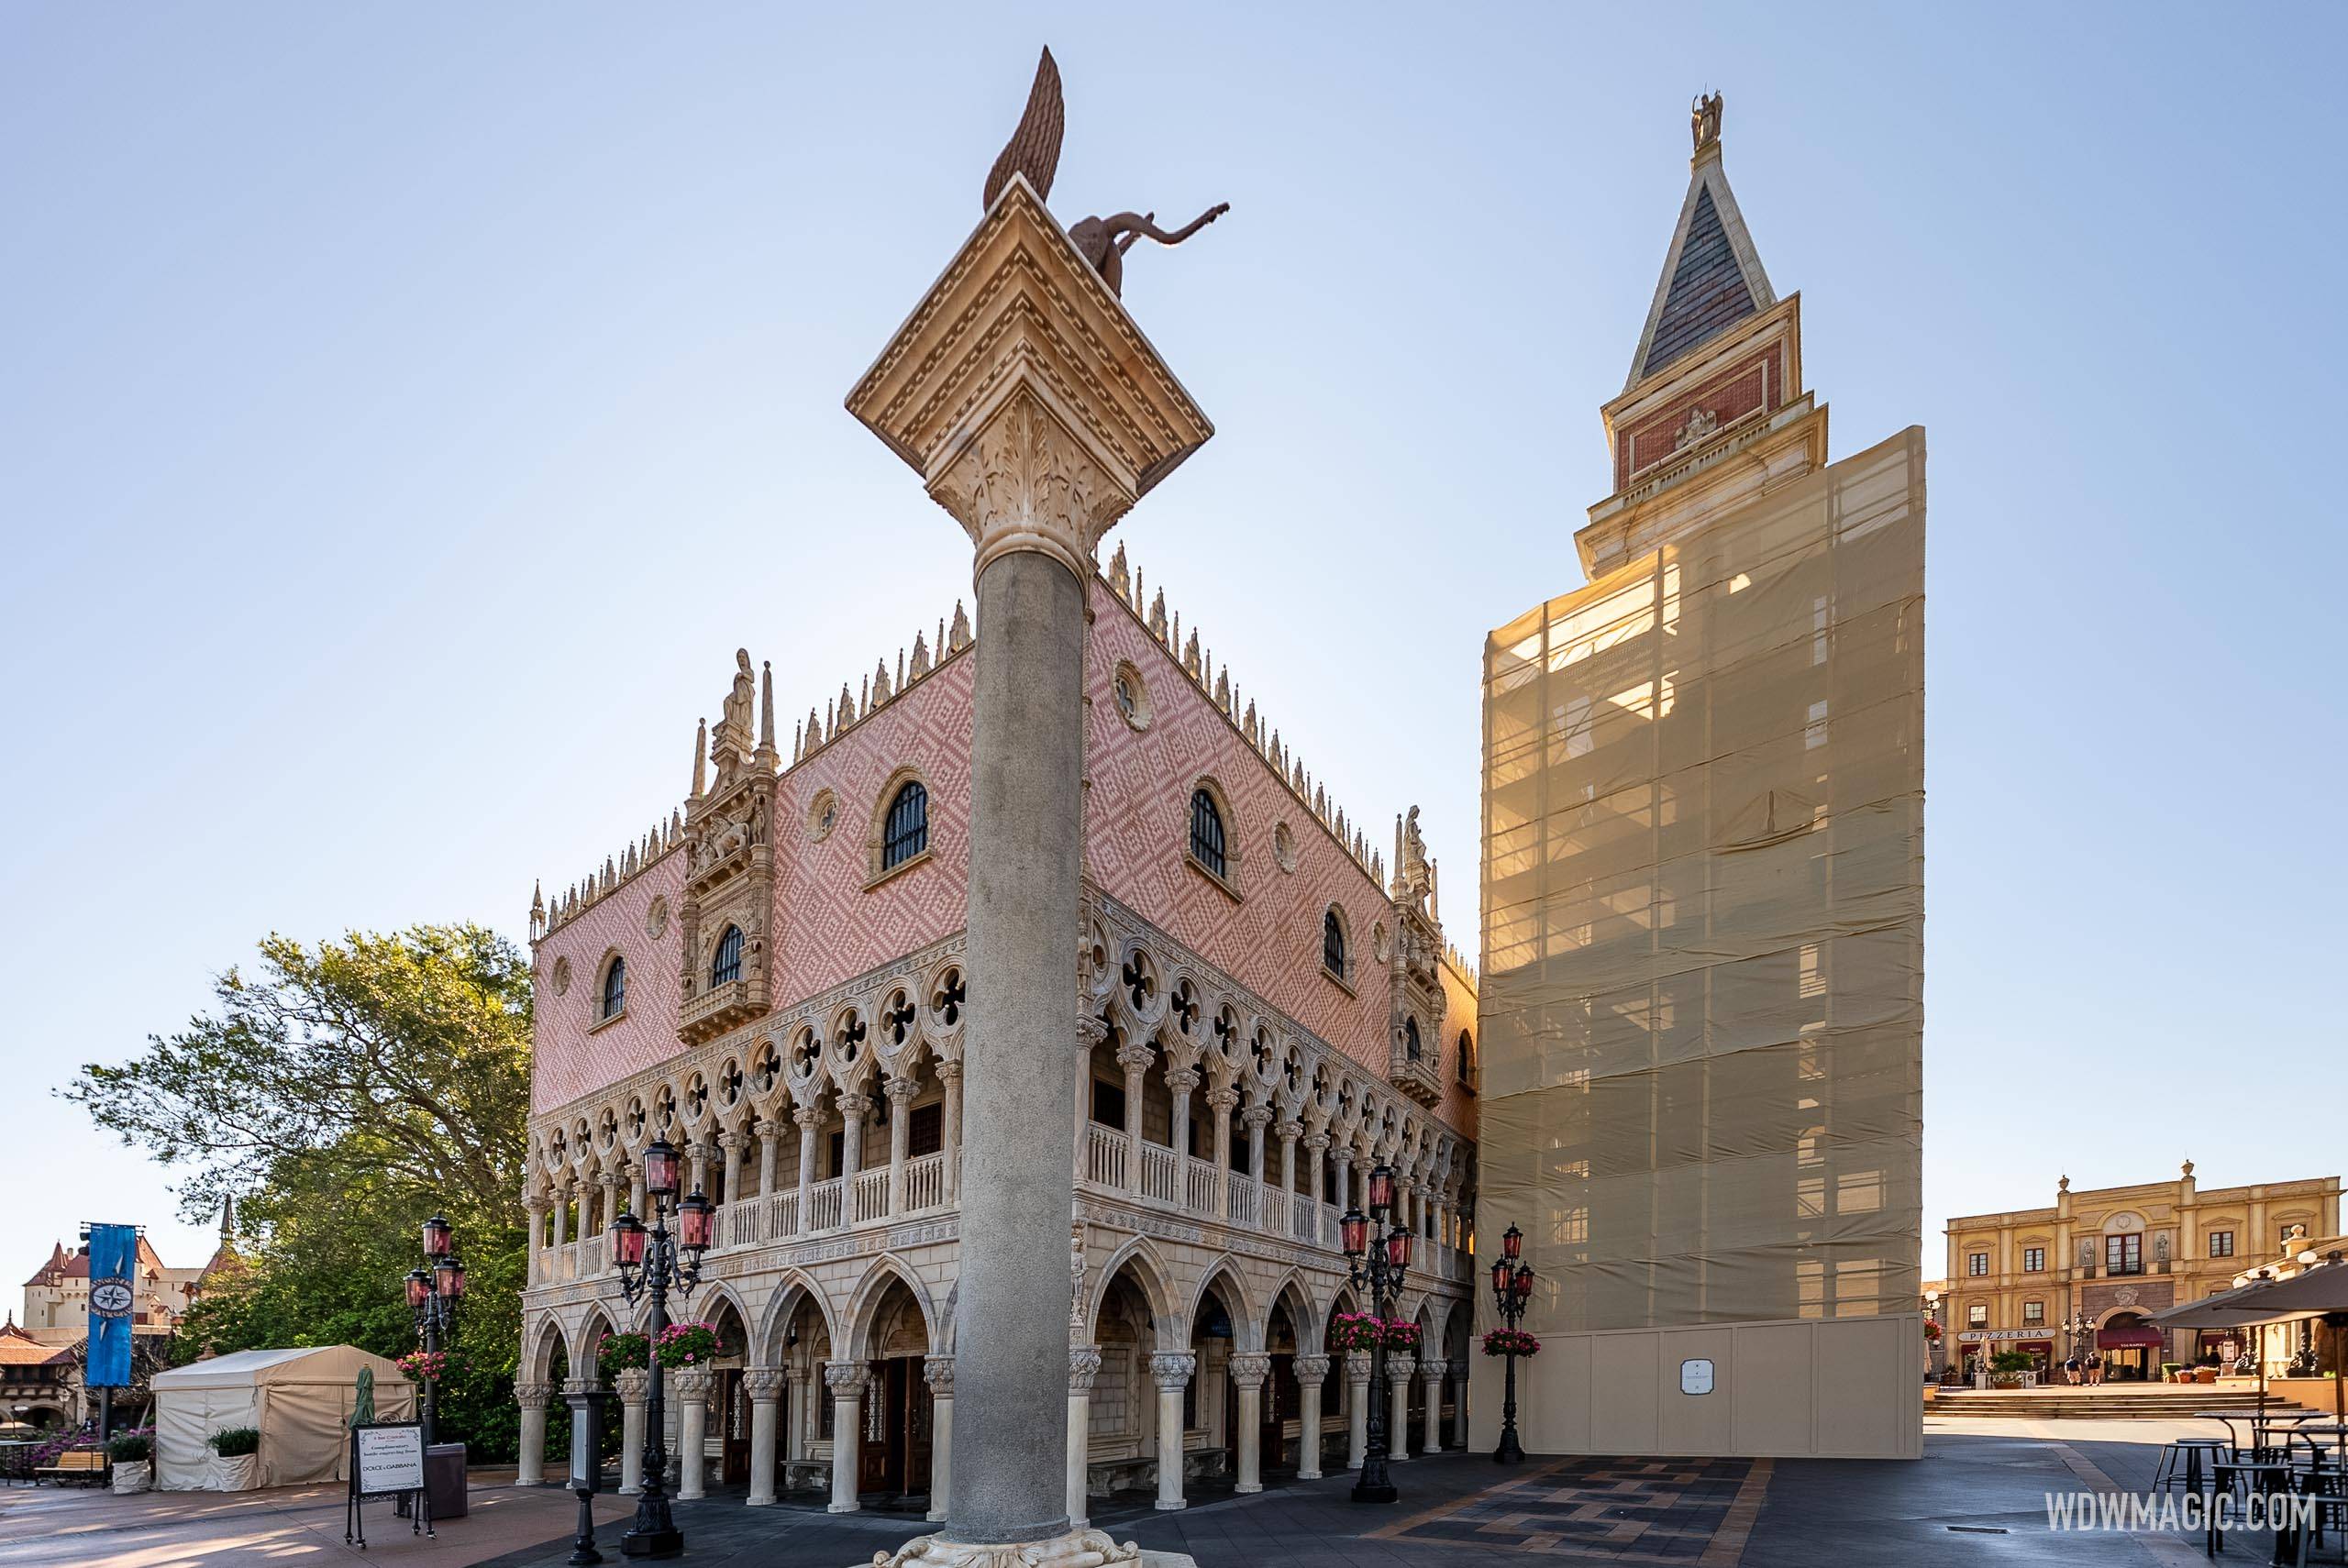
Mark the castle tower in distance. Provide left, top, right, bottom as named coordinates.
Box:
left=1476, top=94, right=1927, bottom=1461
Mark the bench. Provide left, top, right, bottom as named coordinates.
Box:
left=1084, top=1446, right=1230, bottom=1498
left=34, top=1451, right=108, bottom=1486
left=781, top=1459, right=831, bottom=1494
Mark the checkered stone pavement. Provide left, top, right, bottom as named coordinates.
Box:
left=1367, top=1455, right=1773, bottom=1562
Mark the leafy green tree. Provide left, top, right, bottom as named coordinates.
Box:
left=69, top=925, right=531, bottom=1457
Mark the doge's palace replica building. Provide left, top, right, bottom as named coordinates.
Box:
left=515, top=58, right=1479, bottom=1531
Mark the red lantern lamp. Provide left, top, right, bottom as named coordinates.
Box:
left=1340, top=1207, right=1368, bottom=1258
left=404, top=1268, right=430, bottom=1309
left=1501, top=1222, right=1523, bottom=1262
left=1386, top=1229, right=1412, bottom=1270
left=642, top=1137, right=681, bottom=1199
left=422, top=1215, right=454, bottom=1259
left=1490, top=1257, right=1512, bottom=1297
left=676, top=1189, right=715, bottom=1253
left=608, top=1209, right=647, bottom=1269
left=434, top=1255, right=466, bottom=1300
left=1512, top=1264, right=1534, bottom=1301
left=1366, top=1165, right=1395, bottom=1216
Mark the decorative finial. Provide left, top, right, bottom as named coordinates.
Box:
left=2057, top=1174, right=2070, bottom=1193
left=692, top=718, right=708, bottom=801
left=950, top=601, right=971, bottom=649
left=759, top=660, right=776, bottom=754
left=2182, top=1158, right=2195, bottom=1178
left=911, top=632, right=932, bottom=679
left=984, top=47, right=1064, bottom=211
left=1691, top=91, right=1722, bottom=155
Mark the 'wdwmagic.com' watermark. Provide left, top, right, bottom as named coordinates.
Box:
left=2046, top=1491, right=2316, bottom=1533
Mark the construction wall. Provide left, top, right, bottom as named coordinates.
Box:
left=1473, top=427, right=1927, bottom=1459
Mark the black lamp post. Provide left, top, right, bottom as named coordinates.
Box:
left=1341, top=1163, right=1412, bottom=1507
left=608, top=1136, right=713, bottom=1561
left=409, top=1216, right=466, bottom=1449
left=1489, top=1223, right=1534, bottom=1463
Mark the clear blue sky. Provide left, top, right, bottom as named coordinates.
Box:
left=4, top=5, right=2342, bottom=1285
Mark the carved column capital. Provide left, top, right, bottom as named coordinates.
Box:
left=1076, top=1015, right=1111, bottom=1051
left=794, top=1104, right=826, bottom=1130
left=615, top=1368, right=651, bottom=1403
left=514, top=1382, right=556, bottom=1409
left=1418, top=1360, right=1447, bottom=1388
left=823, top=1360, right=871, bottom=1395
left=1226, top=1353, right=1272, bottom=1389
left=1068, top=1348, right=1103, bottom=1394
left=926, top=389, right=1136, bottom=583
left=934, top=1057, right=962, bottom=1085
left=1241, top=1104, right=1274, bottom=1132
left=1291, top=1353, right=1331, bottom=1382
left=671, top=1366, right=714, bottom=1398
left=1303, top=1131, right=1331, bottom=1154
left=561, top=1376, right=602, bottom=1398
left=885, top=1075, right=920, bottom=1105
left=1114, top=1043, right=1157, bottom=1077
left=1344, top=1353, right=1374, bottom=1384
left=1277, top=1120, right=1304, bottom=1144
left=743, top=1368, right=786, bottom=1400
left=1204, top=1086, right=1240, bottom=1114
left=716, top=1130, right=748, bottom=1153
left=1148, top=1352, right=1197, bottom=1391
left=1165, top=1066, right=1202, bottom=1095
left=924, top=1355, right=957, bottom=1395
left=754, top=1118, right=782, bottom=1140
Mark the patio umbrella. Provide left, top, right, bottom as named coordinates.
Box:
left=2149, top=1273, right=2287, bottom=1413
left=2151, top=1255, right=2348, bottom=1420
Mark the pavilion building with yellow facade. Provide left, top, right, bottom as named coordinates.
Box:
left=1944, top=1164, right=2342, bottom=1379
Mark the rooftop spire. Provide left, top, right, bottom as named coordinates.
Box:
left=1624, top=91, right=1775, bottom=392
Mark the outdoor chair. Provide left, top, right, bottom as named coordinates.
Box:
left=2155, top=1437, right=2231, bottom=1497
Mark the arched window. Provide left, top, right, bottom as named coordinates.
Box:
left=1456, top=1030, right=1475, bottom=1086
left=600, top=955, right=627, bottom=1021
left=710, top=925, right=744, bottom=988
left=1404, top=1017, right=1422, bottom=1061
left=882, top=780, right=928, bottom=870
left=1322, top=907, right=1347, bottom=977
left=1189, top=788, right=1226, bottom=879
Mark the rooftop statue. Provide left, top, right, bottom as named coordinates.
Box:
left=984, top=47, right=1228, bottom=299
left=1691, top=90, right=1723, bottom=152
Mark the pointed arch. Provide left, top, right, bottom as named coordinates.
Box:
left=844, top=1252, right=941, bottom=1361
left=1262, top=1268, right=1318, bottom=1354
left=1086, top=1232, right=1179, bottom=1349
left=1185, top=1253, right=1261, bottom=1353
left=753, top=1268, right=841, bottom=1367
left=574, top=1301, right=621, bottom=1370
left=525, top=1313, right=570, bottom=1383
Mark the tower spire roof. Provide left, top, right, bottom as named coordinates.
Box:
left=1625, top=93, right=1776, bottom=392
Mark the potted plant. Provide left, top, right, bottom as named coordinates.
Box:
left=2160, top=1362, right=2183, bottom=1384
left=106, top=1428, right=153, bottom=1494
left=1988, top=1350, right=2034, bottom=1389
left=1481, top=1328, right=1541, bottom=1359
left=207, top=1426, right=261, bottom=1492
left=595, top=1331, right=650, bottom=1386
left=655, top=1321, right=721, bottom=1369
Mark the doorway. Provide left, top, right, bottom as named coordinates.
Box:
left=858, top=1355, right=932, bottom=1500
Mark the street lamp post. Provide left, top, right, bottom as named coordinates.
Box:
left=408, top=1216, right=466, bottom=1449
left=1489, top=1224, right=1534, bottom=1464
left=606, top=1136, right=713, bottom=1561
left=1340, top=1163, right=1412, bottom=1507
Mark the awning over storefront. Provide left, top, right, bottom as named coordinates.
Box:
left=2099, top=1326, right=2166, bottom=1349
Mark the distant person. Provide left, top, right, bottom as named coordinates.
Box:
left=2064, top=1354, right=2082, bottom=1386
left=2087, top=1352, right=2104, bottom=1386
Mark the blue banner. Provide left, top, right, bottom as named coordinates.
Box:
left=84, top=1224, right=137, bottom=1388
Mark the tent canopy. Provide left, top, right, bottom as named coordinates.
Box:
left=152, top=1344, right=413, bottom=1491
left=2150, top=1258, right=2348, bottom=1330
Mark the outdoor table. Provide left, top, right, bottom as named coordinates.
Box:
left=2209, top=1411, right=2325, bottom=1458
left=2288, top=1427, right=2348, bottom=1477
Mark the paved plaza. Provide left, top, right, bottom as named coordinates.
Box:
left=2, top=1422, right=2306, bottom=1568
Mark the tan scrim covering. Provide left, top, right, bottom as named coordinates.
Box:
left=1479, top=427, right=1925, bottom=1338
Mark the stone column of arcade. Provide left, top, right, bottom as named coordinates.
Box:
left=845, top=101, right=1217, bottom=1563
left=744, top=1369, right=784, bottom=1507
left=515, top=1383, right=552, bottom=1485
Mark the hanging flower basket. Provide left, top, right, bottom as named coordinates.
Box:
left=596, top=1331, right=651, bottom=1385
left=1482, top=1329, right=1541, bottom=1359
left=655, top=1321, right=722, bottom=1369
left=396, top=1348, right=465, bottom=1383
left=1327, top=1313, right=1417, bottom=1353
left=1922, top=1320, right=1943, bottom=1342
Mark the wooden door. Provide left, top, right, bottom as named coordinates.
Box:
left=903, top=1360, right=933, bottom=1496
left=1263, top=1353, right=1291, bottom=1471
left=720, top=1369, right=750, bottom=1486
left=858, top=1360, right=893, bottom=1495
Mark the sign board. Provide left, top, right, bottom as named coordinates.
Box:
left=83, top=1224, right=138, bottom=1389
left=345, top=1421, right=430, bottom=1549
left=1678, top=1358, right=1714, bottom=1396
left=1957, top=1328, right=2055, bottom=1343
left=354, top=1422, right=426, bottom=1496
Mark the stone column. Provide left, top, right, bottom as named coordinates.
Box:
left=552, top=1182, right=572, bottom=1251
left=925, top=1357, right=956, bottom=1524
left=525, top=1200, right=546, bottom=1287
left=1448, top=1359, right=1470, bottom=1449
left=1228, top=1353, right=1270, bottom=1495
left=1206, top=1087, right=1238, bottom=1218
left=674, top=1367, right=713, bottom=1498
left=756, top=1117, right=781, bottom=1205
left=793, top=1104, right=822, bottom=1231
left=514, top=1382, right=553, bottom=1485
left=1066, top=1350, right=1102, bottom=1529
left=1167, top=1066, right=1200, bottom=1181
left=825, top=1361, right=868, bottom=1513
left=789, top=1367, right=814, bottom=1462
left=594, top=1174, right=619, bottom=1268
left=936, top=1059, right=963, bottom=1202
left=1345, top=1353, right=1372, bottom=1469
left=839, top=1099, right=867, bottom=1203
left=846, top=171, right=1213, bottom=1560
left=886, top=1075, right=917, bottom=1216
left=1421, top=1361, right=1444, bottom=1456
left=1116, top=1043, right=1154, bottom=1197
left=1243, top=1104, right=1272, bottom=1207
left=628, top=1166, right=647, bottom=1223
left=615, top=1369, right=650, bottom=1494
left=1304, top=1132, right=1328, bottom=1245
left=1291, top=1355, right=1329, bottom=1479
left=1278, top=1120, right=1301, bottom=1209
left=719, top=1131, right=748, bottom=1208
left=1333, top=1150, right=1355, bottom=1223
left=744, top=1369, right=784, bottom=1506
left=1388, top=1355, right=1414, bottom=1462
left=1150, top=1353, right=1195, bottom=1511
left=689, top=1139, right=712, bottom=1197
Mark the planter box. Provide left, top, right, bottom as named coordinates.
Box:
left=213, top=1453, right=260, bottom=1492
left=111, top=1460, right=152, bottom=1495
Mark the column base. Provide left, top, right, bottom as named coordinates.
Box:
left=1297, top=1468, right=1323, bottom=1481
left=1153, top=1498, right=1187, bottom=1512
left=1234, top=1482, right=1262, bottom=1496
left=747, top=1494, right=776, bottom=1508
left=865, top=1528, right=1147, bottom=1566
left=827, top=1501, right=862, bottom=1515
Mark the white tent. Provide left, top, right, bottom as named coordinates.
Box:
left=151, top=1345, right=415, bottom=1490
